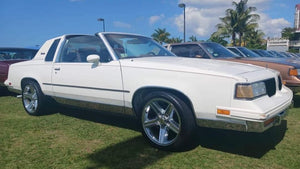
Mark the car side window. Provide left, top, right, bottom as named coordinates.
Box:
left=45, top=39, right=60, bottom=62
left=171, top=44, right=209, bottom=59
left=228, top=48, right=243, bottom=57
left=58, top=35, right=112, bottom=63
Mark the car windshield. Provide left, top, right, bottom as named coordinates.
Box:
left=104, top=34, right=174, bottom=59
left=201, top=43, right=238, bottom=58
left=0, top=48, right=37, bottom=61
left=238, top=47, right=260, bottom=58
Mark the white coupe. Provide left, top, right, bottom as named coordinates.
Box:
left=5, top=32, right=293, bottom=150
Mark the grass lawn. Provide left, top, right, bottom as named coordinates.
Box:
left=0, top=92, right=299, bottom=169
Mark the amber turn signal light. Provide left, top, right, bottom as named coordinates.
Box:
left=217, top=109, right=230, bottom=115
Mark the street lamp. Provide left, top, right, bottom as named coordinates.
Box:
left=178, top=3, right=186, bottom=42
left=97, top=18, right=105, bottom=32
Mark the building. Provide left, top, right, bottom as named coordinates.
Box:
left=295, top=4, right=300, bottom=32
left=267, top=38, right=289, bottom=52
left=267, top=4, right=300, bottom=52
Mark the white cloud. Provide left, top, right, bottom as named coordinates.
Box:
left=257, top=12, right=291, bottom=38
left=113, top=21, right=132, bottom=29
left=149, top=14, right=165, bottom=25
left=173, top=0, right=291, bottom=39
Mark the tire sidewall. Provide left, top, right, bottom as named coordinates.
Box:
left=22, top=80, right=44, bottom=116
left=138, top=91, right=195, bottom=151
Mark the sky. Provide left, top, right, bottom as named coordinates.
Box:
left=0, top=0, right=298, bottom=48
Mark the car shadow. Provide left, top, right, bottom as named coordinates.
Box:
left=0, top=87, right=17, bottom=97
left=293, top=94, right=300, bottom=108
left=85, top=136, right=170, bottom=169
left=194, top=121, right=287, bottom=158
left=58, top=107, right=140, bottom=132
left=57, top=107, right=287, bottom=161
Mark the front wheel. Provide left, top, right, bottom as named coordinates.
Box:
left=139, top=91, right=196, bottom=151
left=22, top=80, right=47, bottom=116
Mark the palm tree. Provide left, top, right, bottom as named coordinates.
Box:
left=214, top=0, right=259, bottom=46
left=167, top=37, right=183, bottom=43
left=209, top=32, right=228, bottom=46
left=189, top=35, right=198, bottom=42
left=244, top=29, right=265, bottom=49
left=233, top=0, right=260, bottom=46
left=151, top=28, right=171, bottom=44
left=215, top=8, right=238, bottom=46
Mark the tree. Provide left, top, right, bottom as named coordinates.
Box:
left=214, top=0, right=259, bottom=46
left=233, top=0, right=260, bottom=46
left=209, top=32, right=228, bottom=46
left=151, top=28, right=171, bottom=44
left=189, top=35, right=198, bottom=42
left=167, top=37, right=183, bottom=43
left=244, top=29, right=266, bottom=49
left=215, top=8, right=238, bottom=46
left=281, top=27, right=296, bottom=40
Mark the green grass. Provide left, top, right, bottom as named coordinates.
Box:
left=0, top=93, right=300, bottom=169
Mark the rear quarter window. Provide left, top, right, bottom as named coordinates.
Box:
left=45, top=39, right=60, bottom=62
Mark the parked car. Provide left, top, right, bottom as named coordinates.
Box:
left=0, top=48, right=37, bottom=88
left=167, top=43, right=300, bottom=93
left=252, top=49, right=274, bottom=57
left=228, top=46, right=261, bottom=58
left=5, top=33, right=292, bottom=150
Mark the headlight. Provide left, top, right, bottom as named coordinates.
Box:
left=235, top=81, right=267, bottom=99
left=288, top=68, right=300, bottom=76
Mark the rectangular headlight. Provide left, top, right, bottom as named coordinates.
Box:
left=235, top=81, right=266, bottom=99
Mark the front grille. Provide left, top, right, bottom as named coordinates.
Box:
left=278, top=76, right=282, bottom=90
left=264, top=78, right=276, bottom=97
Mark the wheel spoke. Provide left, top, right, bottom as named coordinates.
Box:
left=158, top=126, right=168, bottom=144
left=168, top=119, right=180, bottom=134
left=150, top=101, right=162, bottom=115
left=23, top=92, right=32, bottom=99
left=26, top=101, right=34, bottom=111
left=32, top=92, right=37, bottom=100
left=165, top=104, right=174, bottom=117
left=143, top=118, right=159, bottom=128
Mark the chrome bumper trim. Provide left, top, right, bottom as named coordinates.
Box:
left=196, top=110, right=288, bottom=133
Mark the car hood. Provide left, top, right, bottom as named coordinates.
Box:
left=119, top=56, right=272, bottom=81
left=242, top=57, right=300, bottom=68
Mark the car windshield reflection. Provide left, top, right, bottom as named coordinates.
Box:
left=104, top=34, right=174, bottom=59
left=201, top=43, right=238, bottom=58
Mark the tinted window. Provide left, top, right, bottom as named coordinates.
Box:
left=228, top=48, right=243, bottom=57
left=201, top=43, right=237, bottom=58
left=171, top=44, right=210, bottom=58
left=237, top=47, right=260, bottom=57
left=45, top=39, right=60, bottom=61
left=58, top=35, right=112, bottom=63
left=0, top=48, right=37, bottom=61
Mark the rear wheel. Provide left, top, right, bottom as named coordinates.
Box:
left=139, top=91, right=196, bottom=151
left=22, top=80, right=47, bottom=116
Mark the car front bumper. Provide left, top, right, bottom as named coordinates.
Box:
left=196, top=110, right=288, bottom=132
left=196, top=86, right=293, bottom=133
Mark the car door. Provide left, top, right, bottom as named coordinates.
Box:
left=51, top=35, right=125, bottom=113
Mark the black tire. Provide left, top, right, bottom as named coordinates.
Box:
left=22, top=80, right=48, bottom=116
left=138, top=91, right=196, bottom=151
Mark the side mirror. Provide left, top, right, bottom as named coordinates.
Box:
left=87, top=54, right=100, bottom=63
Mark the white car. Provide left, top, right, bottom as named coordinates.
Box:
left=5, top=32, right=293, bottom=150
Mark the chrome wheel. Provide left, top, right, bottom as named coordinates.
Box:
left=142, top=98, right=181, bottom=146
left=23, top=84, right=38, bottom=114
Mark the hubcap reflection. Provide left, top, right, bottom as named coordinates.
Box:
left=23, top=84, right=38, bottom=113
left=142, top=98, right=181, bottom=146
